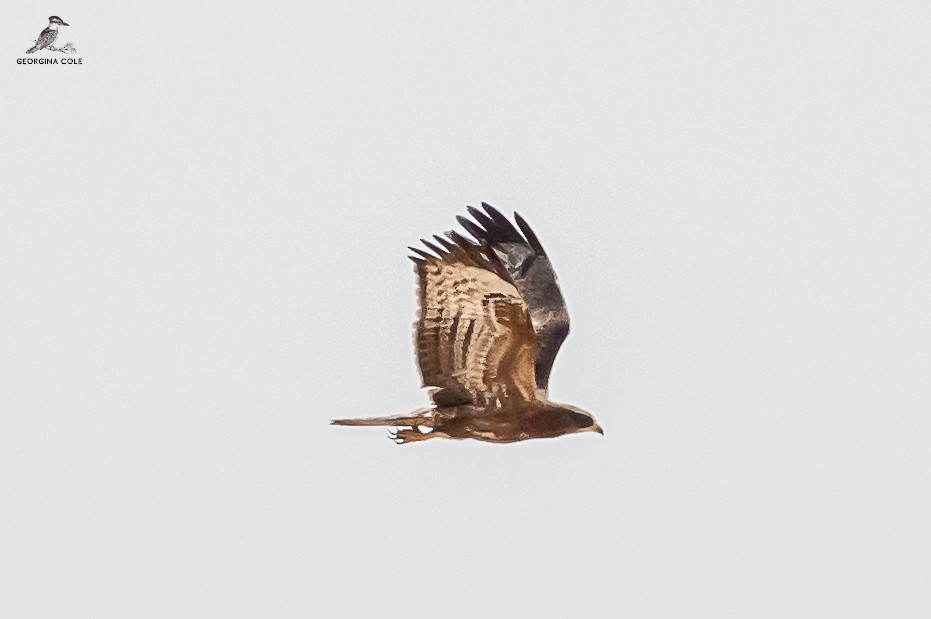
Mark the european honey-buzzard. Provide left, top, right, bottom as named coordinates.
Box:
left=331, top=203, right=602, bottom=443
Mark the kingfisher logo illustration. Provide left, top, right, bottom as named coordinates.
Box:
left=27, top=15, right=72, bottom=53
left=17, top=16, right=81, bottom=65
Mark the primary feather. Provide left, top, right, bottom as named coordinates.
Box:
left=458, top=203, right=570, bottom=395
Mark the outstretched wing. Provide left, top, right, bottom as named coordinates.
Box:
left=410, top=232, right=537, bottom=408
left=457, top=204, right=570, bottom=394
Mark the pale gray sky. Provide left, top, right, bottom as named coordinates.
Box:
left=1, top=1, right=930, bottom=616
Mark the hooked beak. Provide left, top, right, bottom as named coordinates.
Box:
left=594, top=424, right=604, bottom=436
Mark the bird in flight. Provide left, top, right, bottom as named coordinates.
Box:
left=332, top=203, right=602, bottom=444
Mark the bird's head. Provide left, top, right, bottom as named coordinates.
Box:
left=559, top=404, right=604, bottom=437
left=49, top=16, right=69, bottom=26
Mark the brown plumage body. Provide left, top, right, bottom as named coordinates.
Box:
left=334, top=401, right=597, bottom=444
left=331, top=204, right=602, bottom=444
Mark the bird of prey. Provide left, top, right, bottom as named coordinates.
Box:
left=331, top=203, right=602, bottom=444
left=26, top=16, right=69, bottom=54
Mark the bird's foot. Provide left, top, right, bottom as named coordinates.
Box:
left=388, top=427, right=444, bottom=444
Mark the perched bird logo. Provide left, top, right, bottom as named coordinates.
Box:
left=332, top=204, right=603, bottom=444
left=26, top=16, right=71, bottom=54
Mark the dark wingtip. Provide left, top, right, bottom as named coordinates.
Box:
left=444, top=229, right=473, bottom=248
left=420, top=238, right=446, bottom=256
left=408, top=246, right=434, bottom=261
left=480, top=203, right=524, bottom=242
left=457, top=215, right=486, bottom=241
left=433, top=234, right=457, bottom=252
left=481, top=202, right=507, bottom=224
left=466, top=205, right=495, bottom=231
left=513, top=211, right=546, bottom=255
left=482, top=202, right=506, bottom=219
